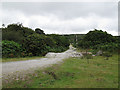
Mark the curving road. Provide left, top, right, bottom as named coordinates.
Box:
left=2, top=45, right=82, bottom=78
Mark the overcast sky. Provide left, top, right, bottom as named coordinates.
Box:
left=1, top=1, right=118, bottom=35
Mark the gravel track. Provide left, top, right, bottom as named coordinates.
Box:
left=2, top=45, right=82, bottom=78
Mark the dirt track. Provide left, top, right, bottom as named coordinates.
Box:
left=2, top=45, right=82, bottom=78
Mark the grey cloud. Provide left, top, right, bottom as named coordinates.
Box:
left=2, top=2, right=117, bottom=19
left=1, top=2, right=118, bottom=35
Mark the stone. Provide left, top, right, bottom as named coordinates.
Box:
left=96, top=50, right=103, bottom=56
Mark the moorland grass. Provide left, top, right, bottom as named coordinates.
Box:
left=3, top=54, right=118, bottom=88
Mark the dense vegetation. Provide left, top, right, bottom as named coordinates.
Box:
left=2, top=23, right=70, bottom=58
left=2, top=23, right=119, bottom=58
left=77, top=29, right=119, bottom=53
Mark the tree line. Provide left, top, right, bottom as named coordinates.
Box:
left=2, top=23, right=70, bottom=58
left=76, top=29, right=119, bottom=53
left=2, top=23, right=119, bottom=58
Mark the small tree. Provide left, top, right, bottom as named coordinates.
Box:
left=23, top=34, right=47, bottom=56
left=83, top=29, right=115, bottom=47
left=2, top=24, right=5, bottom=28
left=35, top=28, right=45, bottom=35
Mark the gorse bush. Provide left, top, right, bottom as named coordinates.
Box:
left=2, top=23, right=35, bottom=44
left=77, top=29, right=118, bottom=52
left=2, top=30, right=24, bottom=44
left=23, top=34, right=69, bottom=56
left=83, top=29, right=115, bottom=46
left=91, top=43, right=118, bottom=52
left=48, top=34, right=70, bottom=48
left=2, top=23, right=70, bottom=58
left=23, top=34, right=48, bottom=56
left=2, top=24, right=118, bottom=58
left=2, top=40, right=23, bottom=58
left=46, top=46, right=67, bottom=53
left=46, top=34, right=70, bottom=52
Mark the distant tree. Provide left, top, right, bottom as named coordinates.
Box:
left=2, top=24, right=5, bottom=28
left=2, top=23, right=35, bottom=44
left=7, top=23, right=22, bottom=31
left=81, top=29, right=115, bottom=46
left=49, top=34, right=70, bottom=48
left=77, top=29, right=118, bottom=52
left=35, top=28, right=45, bottom=35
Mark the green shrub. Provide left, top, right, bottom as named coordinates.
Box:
left=2, top=23, right=35, bottom=44
left=48, top=34, right=70, bottom=48
left=28, top=53, right=33, bottom=57
left=2, top=40, right=23, bottom=58
left=46, top=46, right=68, bottom=53
left=92, top=43, right=118, bottom=52
left=2, top=23, right=70, bottom=57
left=23, top=34, right=48, bottom=56
left=77, top=29, right=117, bottom=52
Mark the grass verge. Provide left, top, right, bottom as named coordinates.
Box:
left=3, top=54, right=118, bottom=88
left=2, top=56, right=43, bottom=62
